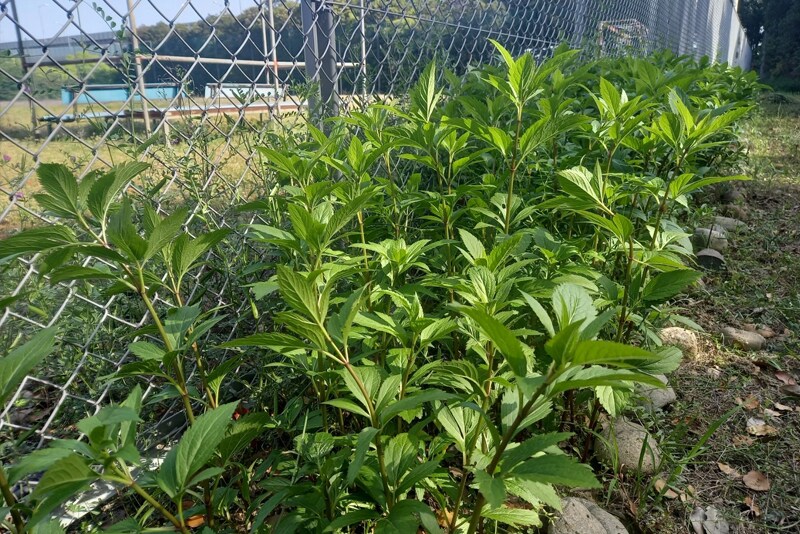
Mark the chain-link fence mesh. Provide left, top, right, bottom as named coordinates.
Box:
left=0, top=0, right=751, bottom=459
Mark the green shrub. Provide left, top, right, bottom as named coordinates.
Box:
left=0, top=44, right=759, bottom=533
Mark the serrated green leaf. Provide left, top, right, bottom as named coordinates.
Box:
left=8, top=447, right=73, bottom=485
left=459, top=307, right=527, bottom=376
left=572, top=340, right=660, bottom=366
left=643, top=269, right=701, bottom=303
left=0, top=226, right=76, bottom=260
left=348, top=426, right=379, bottom=484
left=157, top=402, right=237, bottom=497
left=380, top=389, right=452, bottom=425
left=480, top=505, right=542, bottom=527
left=31, top=454, right=97, bottom=520
left=384, top=434, right=417, bottom=488
left=128, top=341, right=165, bottom=361
left=0, top=327, right=56, bottom=405
left=144, top=209, right=187, bottom=262
left=87, top=162, right=149, bottom=223
left=376, top=499, right=439, bottom=534
left=324, top=509, right=381, bottom=532
left=511, top=455, right=599, bottom=488
left=35, top=164, right=81, bottom=218
left=474, top=470, right=506, bottom=509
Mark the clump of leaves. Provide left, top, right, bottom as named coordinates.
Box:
left=0, top=42, right=759, bottom=533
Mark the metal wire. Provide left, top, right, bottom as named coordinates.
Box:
left=0, top=0, right=752, bottom=455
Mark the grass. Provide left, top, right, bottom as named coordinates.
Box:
left=618, top=94, right=800, bottom=533
left=0, top=98, right=308, bottom=237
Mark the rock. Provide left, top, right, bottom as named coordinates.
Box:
left=696, top=248, right=726, bottom=270
left=721, top=188, right=744, bottom=203
left=659, top=327, right=699, bottom=358
left=713, top=215, right=746, bottom=232
left=578, top=499, right=628, bottom=534
left=637, top=374, right=677, bottom=410
left=549, top=497, right=628, bottom=534
left=549, top=498, right=604, bottom=534
left=709, top=224, right=729, bottom=238
left=722, top=203, right=748, bottom=220
left=757, top=327, right=776, bottom=339
left=598, top=418, right=662, bottom=475
left=693, top=228, right=728, bottom=252
left=721, top=327, right=766, bottom=351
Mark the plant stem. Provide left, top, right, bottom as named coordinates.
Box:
left=581, top=398, right=602, bottom=463
left=447, top=345, right=496, bottom=532
left=137, top=269, right=195, bottom=425
left=0, top=464, right=26, bottom=534
left=504, top=107, right=524, bottom=234
left=465, top=366, right=559, bottom=534
left=126, top=478, right=189, bottom=534
left=357, top=210, right=372, bottom=290
left=615, top=236, right=635, bottom=343
left=174, top=293, right=216, bottom=408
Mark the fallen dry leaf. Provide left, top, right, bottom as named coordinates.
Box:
left=186, top=515, right=206, bottom=528
left=706, top=367, right=722, bottom=379
left=654, top=478, right=680, bottom=499
left=690, top=506, right=706, bottom=534
left=773, top=402, right=794, bottom=411
left=732, top=434, right=755, bottom=447
left=763, top=408, right=782, bottom=418
left=775, top=371, right=797, bottom=385
left=743, top=496, right=762, bottom=517
left=717, top=462, right=742, bottom=479
left=742, top=470, right=771, bottom=492
left=436, top=508, right=455, bottom=527
left=780, top=384, right=800, bottom=397
left=746, top=417, right=779, bottom=437
left=703, top=506, right=730, bottom=534
left=738, top=395, right=760, bottom=410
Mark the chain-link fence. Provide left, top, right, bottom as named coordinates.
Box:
left=0, top=0, right=751, bottom=466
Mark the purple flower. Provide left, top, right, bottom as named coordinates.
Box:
left=2, top=154, right=10, bottom=162
left=10, top=191, right=25, bottom=201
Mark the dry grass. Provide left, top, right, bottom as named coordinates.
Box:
left=0, top=98, right=307, bottom=237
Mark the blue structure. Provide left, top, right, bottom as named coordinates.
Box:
left=61, top=84, right=183, bottom=105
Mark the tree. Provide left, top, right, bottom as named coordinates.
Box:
left=739, top=0, right=800, bottom=89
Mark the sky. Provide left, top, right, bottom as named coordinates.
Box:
left=1, top=0, right=257, bottom=43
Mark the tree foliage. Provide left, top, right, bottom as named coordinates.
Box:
left=739, top=0, right=800, bottom=89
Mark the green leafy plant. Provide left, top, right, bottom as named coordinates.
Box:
left=0, top=43, right=759, bottom=533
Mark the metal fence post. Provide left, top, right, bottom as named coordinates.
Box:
left=301, top=0, right=338, bottom=125
left=127, top=0, right=152, bottom=136
left=300, top=0, right=320, bottom=121
left=9, top=0, right=38, bottom=139
left=316, top=0, right=340, bottom=117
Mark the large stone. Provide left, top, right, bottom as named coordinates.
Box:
left=693, top=228, right=728, bottom=252
left=713, top=215, right=747, bottom=232
left=598, top=418, right=662, bottom=475
left=659, top=326, right=699, bottom=358
left=637, top=374, right=677, bottom=410
left=549, top=497, right=628, bottom=534
left=696, top=248, right=726, bottom=270
left=721, top=327, right=766, bottom=351
left=579, top=499, right=628, bottom=534
left=720, top=188, right=744, bottom=203
left=708, top=224, right=729, bottom=238
left=722, top=203, right=748, bottom=220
